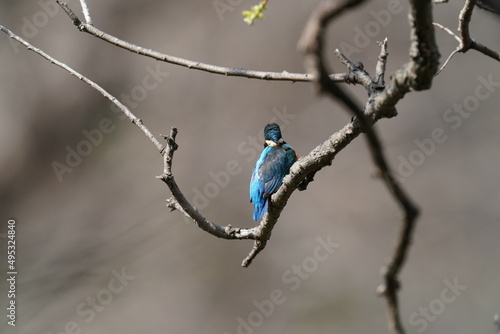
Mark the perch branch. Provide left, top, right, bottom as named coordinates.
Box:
left=55, top=0, right=349, bottom=83
left=156, top=128, right=260, bottom=242
left=0, top=23, right=374, bottom=268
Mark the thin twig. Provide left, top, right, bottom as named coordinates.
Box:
left=79, top=0, right=93, bottom=25
left=432, top=22, right=461, bottom=75
left=334, top=50, right=373, bottom=90
left=433, top=22, right=461, bottom=43
left=435, top=48, right=460, bottom=76
left=374, top=38, right=388, bottom=87
left=57, top=0, right=81, bottom=26
left=0, top=25, right=163, bottom=153
left=55, top=1, right=349, bottom=83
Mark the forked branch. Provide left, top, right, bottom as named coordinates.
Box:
left=298, top=0, right=439, bottom=333
left=434, top=0, right=499, bottom=74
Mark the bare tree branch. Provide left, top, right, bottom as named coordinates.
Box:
left=153, top=118, right=368, bottom=268
left=432, top=22, right=460, bottom=75
left=156, top=128, right=260, bottom=242
left=55, top=0, right=349, bottom=83
left=458, top=0, right=476, bottom=48
left=435, top=48, right=460, bottom=76
left=435, top=0, right=499, bottom=75
left=469, top=39, right=500, bottom=60
left=154, top=117, right=371, bottom=267
left=79, top=0, right=93, bottom=25
left=369, top=0, right=439, bottom=332
left=458, top=0, right=500, bottom=61
left=298, top=0, right=440, bottom=333
left=374, top=38, right=388, bottom=87
left=433, top=22, right=461, bottom=43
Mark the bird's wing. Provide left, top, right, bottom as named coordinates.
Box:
left=283, top=143, right=298, bottom=169
left=260, top=146, right=296, bottom=197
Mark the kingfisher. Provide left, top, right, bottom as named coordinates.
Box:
left=250, top=123, right=298, bottom=221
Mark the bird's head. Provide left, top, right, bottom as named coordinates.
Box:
left=264, top=123, right=284, bottom=147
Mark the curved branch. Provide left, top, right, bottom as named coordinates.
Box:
left=432, top=22, right=460, bottom=75
left=54, top=1, right=350, bottom=83
left=154, top=119, right=371, bottom=267
left=298, top=0, right=439, bottom=333
left=156, top=128, right=260, bottom=242
left=433, top=22, right=461, bottom=42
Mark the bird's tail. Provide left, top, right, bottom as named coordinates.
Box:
left=252, top=199, right=269, bottom=221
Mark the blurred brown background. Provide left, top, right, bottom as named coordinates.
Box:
left=1, top=1, right=499, bottom=333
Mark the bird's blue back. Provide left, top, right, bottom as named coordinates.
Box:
left=250, top=143, right=297, bottom=220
